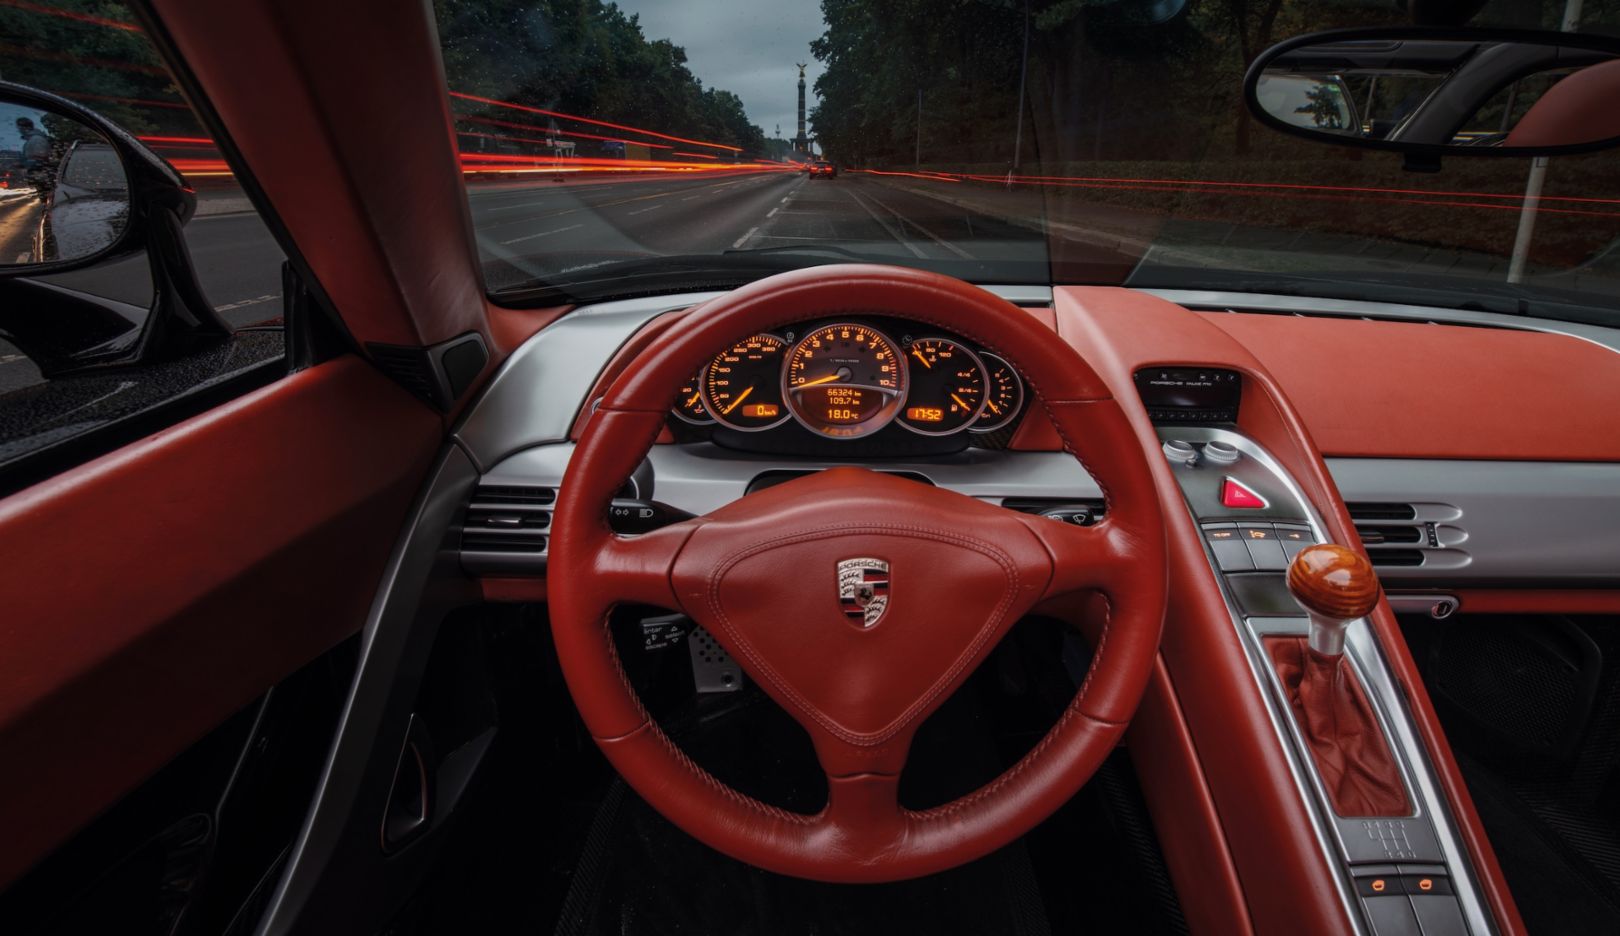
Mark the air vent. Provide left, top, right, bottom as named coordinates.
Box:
left=1346, top=502, right=1417, bottom=521
left=461, top=483, right=555, bottom=573
left=1367, top=549, right=1425, bottom=567
left=1353, top=525, right=1423, bottom=546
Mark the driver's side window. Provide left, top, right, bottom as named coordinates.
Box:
left=0, top=0, right=287, bottom=495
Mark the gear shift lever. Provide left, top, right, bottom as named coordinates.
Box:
left=1286, top=544, right=1380, bottom=658
left=1271, top=543, right=1407, bottom=815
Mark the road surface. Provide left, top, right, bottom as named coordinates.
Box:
left=1, top=170, right=1044, bottom=395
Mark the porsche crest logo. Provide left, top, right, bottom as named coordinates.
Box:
left=837, top=557, right=890, bottom=628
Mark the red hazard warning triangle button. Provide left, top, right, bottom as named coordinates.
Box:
left=1221, top=477, right=1266, bottom=509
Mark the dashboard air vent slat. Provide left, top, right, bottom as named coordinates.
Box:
left=1353, top=525, right=1423, bottom=546
left=1346, top=502, right=1418, bottom=521
left=461, top=483, right=555, bottom=573
left=1366, top=549, right=1425, bottom=567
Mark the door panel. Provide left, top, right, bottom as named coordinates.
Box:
left=0, top=355, right=439, bottom=887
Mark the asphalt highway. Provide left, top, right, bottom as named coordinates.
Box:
left=1, top=171, right=1043, bottom=394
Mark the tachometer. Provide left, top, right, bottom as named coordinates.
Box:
left=898, top=338, right=987, bottom=435
left=784, top=324, right=906, bottom=439
left=673, top=370, right=714, bottom=424
left=972, top=352, right=1024, bottom=433
left=703, top=334, right=790, bottom=431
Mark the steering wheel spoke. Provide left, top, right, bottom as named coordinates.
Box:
left=1017, top=512, right=1135, bottom=600
left=591, top=519, right=704, bottom=611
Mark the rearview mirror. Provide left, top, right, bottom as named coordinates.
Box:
left=2, top=98, right=130, bottom=268
left=1245, top=28, right=1620, bottom=158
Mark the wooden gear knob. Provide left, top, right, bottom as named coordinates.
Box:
left=1286, top=543, right=1380, bottom=657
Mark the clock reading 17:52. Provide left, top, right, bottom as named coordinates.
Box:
left=898, top=338, right=987, bottom=435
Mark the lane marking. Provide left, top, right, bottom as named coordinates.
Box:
left=682, top=195, right=700, bottom=202
left=766, top=207, right=779, bottom=218
left=486, top=199, right=567, bottom=212
left=215, top=294, right=278, bottom=312
left=627, top=204, right=663, bottom=216
left=862, top=191, right=974, bottom=259
left=847, top=190, right=926, bottom=259
left=501, top=223, right=582, bottom=245
left=731, top=226, right=760, bottom=249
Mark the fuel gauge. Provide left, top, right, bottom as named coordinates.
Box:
left=672, top=370, right=714, bottom=424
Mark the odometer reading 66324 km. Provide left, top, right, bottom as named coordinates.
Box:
left=784, top=324, right=907, bottom=439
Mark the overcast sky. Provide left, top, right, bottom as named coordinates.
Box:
left=613, top=1, right=825, bottom=143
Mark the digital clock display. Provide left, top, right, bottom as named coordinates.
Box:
left=906, top=406, right=944, bottom=423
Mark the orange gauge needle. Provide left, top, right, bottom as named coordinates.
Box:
left=951, top=393, right=972, bottom=411
left=911, top=348, right=932, bottom=369
left=721, top=386, right=754, bottom=414
left=685, top=392, right=702, bottom=407
left=797, top=373, right=842, bottom=389
left=985, top=398, right=1002, bottom=415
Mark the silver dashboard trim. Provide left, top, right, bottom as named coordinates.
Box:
left=482, top=441, right=1100, bottom=517
left=1328, top=458, right=1620, bottom=585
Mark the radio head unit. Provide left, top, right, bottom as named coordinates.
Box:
left=1134, top=367, right=1242, bottom=423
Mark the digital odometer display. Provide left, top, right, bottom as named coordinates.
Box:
left=784, top=324, right=906, bottom=438
left=703, top=334, right=791, bottom=431
left=898, top=338, right=986, bottom=435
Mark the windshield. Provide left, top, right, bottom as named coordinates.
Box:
left=437, top=1, right=1620, bottom=326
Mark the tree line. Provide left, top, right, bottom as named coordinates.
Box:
left=436, top=0, right=768, bottom=157
left=806, top=0, right=1607, bottom=169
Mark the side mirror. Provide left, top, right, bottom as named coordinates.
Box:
left=0, top=82, right=229, bottom=377
left=1245, top=27, right=1620, bottom=159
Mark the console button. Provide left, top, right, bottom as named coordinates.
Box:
left=1274, top=523, right=1317, bottom=561
left=1221, top=477, right=1266, bottom=509
left=1361, top=896, right=1423, bottom=936
left=1238, top=525, right=1289, bottom=571
left=1408, top=896, right=1468, bottom=936
left=1203, top=523, right=1255, bottom=572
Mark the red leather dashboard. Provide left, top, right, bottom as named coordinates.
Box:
left=1207, top=311, right=1620, bottom=461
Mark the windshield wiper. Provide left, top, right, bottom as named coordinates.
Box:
left=722, top=244, right=870, bottom=260
left=487, top=251, right=845, bottom=306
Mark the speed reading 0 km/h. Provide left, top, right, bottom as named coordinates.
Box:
left=784, top=324, right=907, bottom=438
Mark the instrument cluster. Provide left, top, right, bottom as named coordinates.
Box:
left=670, top=320, right=1026, bottom=442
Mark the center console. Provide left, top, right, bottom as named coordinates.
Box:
left=1158, top=424, right=1493, bottom=936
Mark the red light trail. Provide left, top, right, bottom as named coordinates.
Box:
left=458, top=114, right=675, bottom=150
left=449, top=91, right=742, bottom=153
left=0, top=0, right=139, bottom=32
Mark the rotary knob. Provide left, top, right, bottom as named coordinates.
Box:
left=1162, top=439, right=1198, bottom=466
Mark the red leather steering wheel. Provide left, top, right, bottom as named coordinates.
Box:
left=548, top=265, right=1167, bottom=882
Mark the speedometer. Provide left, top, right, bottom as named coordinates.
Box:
left=703, top=334, right=790, bottom=431
left=784, top=324, right=907, bottom=439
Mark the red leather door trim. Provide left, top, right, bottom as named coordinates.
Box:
left=0, top=356, right=440, bottom=887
